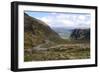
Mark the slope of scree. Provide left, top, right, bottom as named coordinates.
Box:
left=70, top=29, right=90, bottom=41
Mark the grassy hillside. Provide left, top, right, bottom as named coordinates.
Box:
left=24, top=13, right=62, bottom=49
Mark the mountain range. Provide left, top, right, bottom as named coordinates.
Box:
left=24, top=13, right=90, bottom=49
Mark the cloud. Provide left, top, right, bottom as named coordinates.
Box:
left=39, top=12, right=91, bottom=29
left=78, top=15, right=86, bottom=20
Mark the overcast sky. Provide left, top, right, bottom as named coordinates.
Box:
left=25, top=11, right=91, bottom=29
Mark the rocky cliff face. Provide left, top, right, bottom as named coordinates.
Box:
left=70, top=29, right=90, bottom=41
left=24, top=13, right=61, bottom=49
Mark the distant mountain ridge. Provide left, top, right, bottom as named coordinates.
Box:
left=52, top=27, right=73, bottom=39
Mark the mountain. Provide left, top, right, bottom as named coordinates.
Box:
left=51, top=27, right=73, bottom=39
left=24, top=13, right=62, bottom=49
left=70, top=29, right=90, bottom=41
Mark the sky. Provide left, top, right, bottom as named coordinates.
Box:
left=25, top=11, right=91, bottom=29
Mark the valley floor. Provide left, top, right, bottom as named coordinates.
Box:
left=24, top=43, right=90, bottom=61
